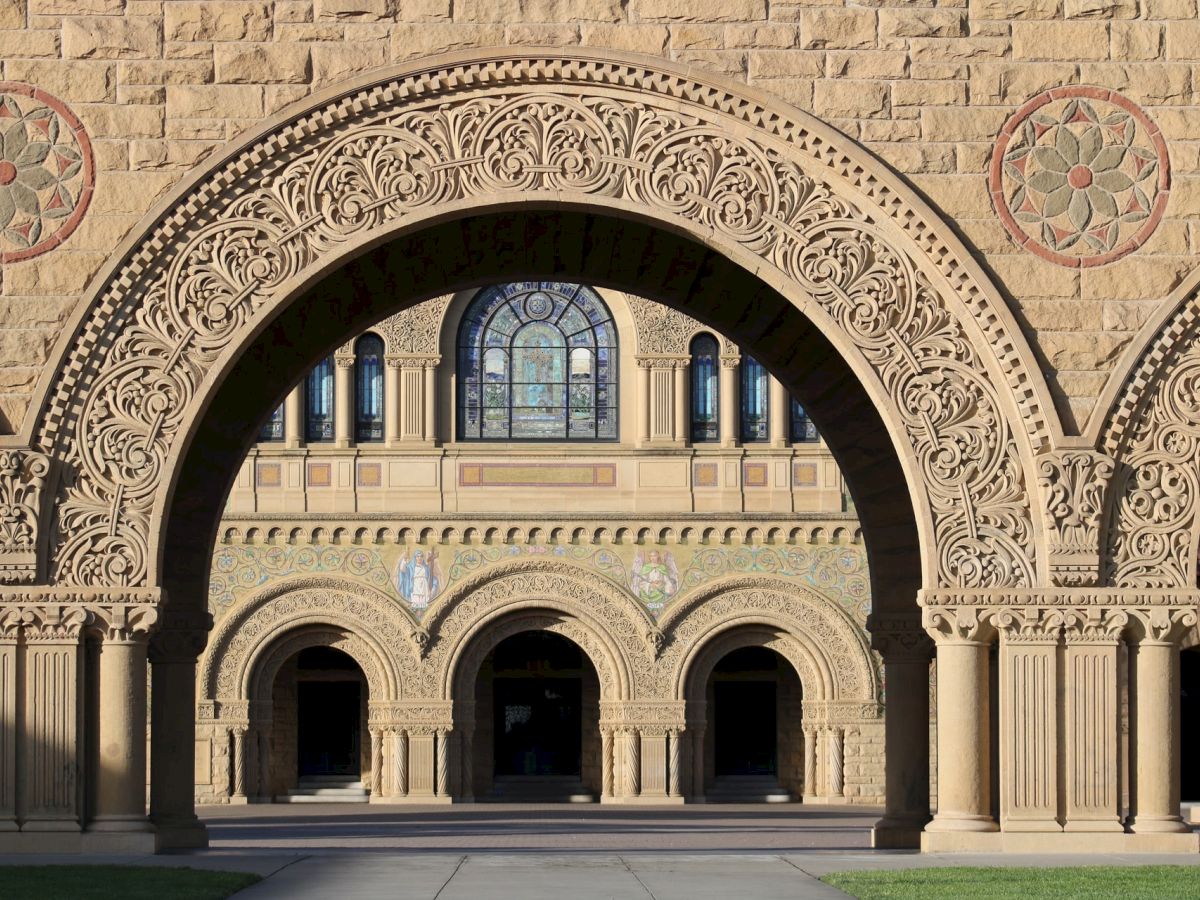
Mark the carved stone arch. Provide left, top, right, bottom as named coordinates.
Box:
left=247, top=626, right=386, bottom=712
left=680, top=624, right=824, bottom=709
left=1095, top=270, right=1200, bottom=587
left=200, top=575, right=421, bottom=703
left=24, top=48, right=1055, bottom=604
left=423, top=558, right=649, bottom=700
left=659, top=576, right=878, bottom=703
left=448, top=610, right=623, bottom=707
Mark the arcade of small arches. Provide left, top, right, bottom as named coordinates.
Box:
left=2, top=51, right=1200, bottom=858
left=194, top=568, right=877, bottom=808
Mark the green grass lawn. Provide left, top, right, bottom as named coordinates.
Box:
left=0, top=865, right=260, bottom=900
left=822, top=865, right=1200, bottom=899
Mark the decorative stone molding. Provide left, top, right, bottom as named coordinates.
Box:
left=379, top=296, right=451, bottom=355
left=30, top=51, right=1046, bottom=596
left=0, top=449, right=51, bottom=585
left=1037, top=450, right=1114, bottom=586
left=921, top=604, right=995, bottom=644
left=626, top=296, right=706, bottom=355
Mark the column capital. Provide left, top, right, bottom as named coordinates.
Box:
left=0, top=448, right=52, bottom=586
left=1128, top=605, right=1198, bottom=644
left=1036, top=449, right=1115, bottom=587
left=921, top=604, right=996, bottom=644
left=391, top=354, right=440, bottom=370
left=334, top=354, right=355, bottom=368
left=1061, top=608, right=1130, bottom=644
left=993, top=607, right=1064, bottom=644
left=719, top=355, right=740, bottom=369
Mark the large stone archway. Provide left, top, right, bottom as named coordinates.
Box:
left=1, top=49, right=1189, bottom=856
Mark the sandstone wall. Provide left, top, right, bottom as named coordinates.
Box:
left=2, top=0, right=1197, bottom=432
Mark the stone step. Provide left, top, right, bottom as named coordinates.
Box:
left=487, top=776, right=597, bottom=803
left=277, top=793, right=371, bottom=804
left=705, top=777, right=794, bottom=803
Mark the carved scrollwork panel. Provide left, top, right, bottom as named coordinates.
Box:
left=32, top=55, right=1041, bottom=595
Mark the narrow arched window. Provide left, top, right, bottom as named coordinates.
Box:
left=305, top=355, right=334, bottom=443
left=791, top=396, right=818, bottom=443
left=355, top=333, right=385, bottom=442
left=690, top=334, right=719, bottom=443
left=457, top=282, right=618, bottom=441
left=259, top=403, right=284, bottom=442
left=740, top=355, right=769, bottom=443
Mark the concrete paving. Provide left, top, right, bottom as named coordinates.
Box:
left=4, top=805, right=1200, bottom=899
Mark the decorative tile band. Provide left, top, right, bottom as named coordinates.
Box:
left=307, top=463, right=332, bottom=488
left=743, top=462, right=769, bottom=488
left=256, top=463, right=281, bottom=488
left=458, top=463, right=617, bottom=487
left=693, top=462, right=718, bottom=488
left=990, top=85, right=1169, bottom=269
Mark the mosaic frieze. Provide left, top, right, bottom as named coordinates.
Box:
left=210, top=539, right=870, bottom=623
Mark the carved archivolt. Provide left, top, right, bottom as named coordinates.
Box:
left=659, top=576, right=878, bottom=703
left=247, top=627, right=384, bottom=711
left=199, top=575, right=421, bottom=702
left=29, top=51, right=1047, bottom=595
left=681, top=625, right=820, bottom=708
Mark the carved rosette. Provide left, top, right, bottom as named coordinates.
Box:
left=34, top=55, right=1040, bottom=595
left=1037, top=450, right=1114, bottom=586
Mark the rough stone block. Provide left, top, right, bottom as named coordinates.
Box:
left=63, top=16, right=160, bottom=59
left=164, top=2, right=273, bottom=41
left=878, top=8, right=966, bottom=39
left=167, top=84, right=265, bottom=119
left=748, top=49, right=823, bottom=78
left=813, top=79, right=888, bottom=119
left=4, top=59, right=114, bottom=102
left=579, top=24, right=668, bottom=55
left=0, top=0, right=25, bottom=29
left=634, top=0, right=765, bottom=22
left=1065, top=0, right=1137, bottom=16
left=1012, top=20, right=1109, bottom=60
left=215, top=44, right=313, bottom=83
left=799, top=8, right=876, bottom=49
left=971, top=0, right=1062, bottom=16
left=826, top=50, right=908, bottom=79
left=315, top=0, right=393, bottom=18
left=311, top=40, right=388, bottom=84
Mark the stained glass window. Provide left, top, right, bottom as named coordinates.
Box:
left=740, top=355, right=769, bottom=443
left=457, top=282, right=618, bottom=441
left=259, top=403, right=284, bottom=442
left=355, top=333, right=384, bottom=442
left=690, top=333, right=720, bottom=442
left=305, top=355, right=334, bottom=443
left=791, top=396, right=818, bottom=443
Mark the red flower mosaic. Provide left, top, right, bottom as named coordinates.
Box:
left=990, top=86, right=1170, bottom=268
left=0, top=83, right=94, bottom=264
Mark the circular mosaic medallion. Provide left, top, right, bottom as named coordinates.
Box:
left=989, top=86, right=1169, bottom=268
left=0, top=82, right=94, bottom=264
left=524, top=291, right=553, bottom=319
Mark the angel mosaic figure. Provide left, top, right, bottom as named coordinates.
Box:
left=629, top=549, right=680, bottom=605
left=396, top=547, right=442, bottom=610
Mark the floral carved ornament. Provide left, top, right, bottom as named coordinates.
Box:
left=31, top=56, right=1043, bottom=594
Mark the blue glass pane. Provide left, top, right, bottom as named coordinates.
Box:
left=740, top=355, right=769, bottom=443
left=791, top=396, right=819, bottom=443
left=456, top=282, right=619, bottom=442
left=259, top=403, right=285, bottom=441
left=305, top=356, right=334, bottom=442
left=690, top=334, right=720, bottom=443
left=355, top=334, right=385, bottom=442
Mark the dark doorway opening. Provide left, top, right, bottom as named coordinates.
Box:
left=1181, top=646, right=1200, bottom=800
left=473, top=630, right=601, bottom=801
left=295, top=646, right=363, bottom=778
left=715, top=680, right=777, bottom=776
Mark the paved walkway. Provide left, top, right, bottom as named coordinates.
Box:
left=4, top=805, right=1200, bottom=899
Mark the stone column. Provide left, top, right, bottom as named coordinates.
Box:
left=284, top=384, right=303, bottom=448
left=769, top=375, right=788, bottom=447
left=370, top=729, right=383, bottom=799
left=996, top=609, right=1063, bottom=833
left=719, top=356, right=738, bottom=448
left=394, top=730, right=408, bottom=798
left=870, top=616, right=932, bottom=848
left=424, top=361, right=437, bottom=443
left=923, top=608, right=998, bottom=834
left=399, top=362, right=426, bottom=442
left=334, top=355, right=354, bottom=447
left=802, top=725, right=817, bottom=801
left=673, top=361, right=688, bottom=443
left=601, top=728, right=614, bottom=800
left=636, top=360, right=650, bottom=446
left=623, top=729, right=640, bottom=798
left=460, top=724, right=474, bottom=802
left=828, top=728, right=844, bottom=798
left=21, top=611, right=87, bottom=833
left=1129, top=613, right=1192, bottom=834
left=0, top=614, right=18, bottom=831
left=149, top=627, right=208, bottom=849
left=385, top=358, right=402, bottom=445
left=93, top=620, right=155, bottom=834
left=668, top=729, right=682, bottom=798
left=436, top=728, right=451, bottom=798
left=231, top=727, right=248, bottom=802
left=1062, top=610, right=1125, bottom=832
left=690, top=726, right=706, bottom=800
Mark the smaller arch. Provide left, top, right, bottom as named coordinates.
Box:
left=248, top=626, right=385, bottom=712
left=354, top=332, right=385, bottom=443
left=305, top=353, right=335, bottom=443
left=689, top=332, right=720, bottom=443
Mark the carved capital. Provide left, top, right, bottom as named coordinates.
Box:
left=1061, top=607, right=1129, bottom=644
left=993, top=606, right=1064, bottom=643
left=921, top=604, right=995, bottom=644
left=19, top=604, right=90, bottom=642
left=93, top=603, right=159, bottom=643
left=1128, top=605, right=1199, bottom=644
left=1037, top=450, right=1114, bottom=586
left=719, top=355, right=741, bottom=369
left=0, top=449, right=52, bottom=585
left=334, top=354, right=355, bottom=368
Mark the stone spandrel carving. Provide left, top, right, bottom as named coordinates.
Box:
left=0, top=449, right=50, bottom=584
left=1037, top=450, right=1114, bottom=587
left=36, top=56, right=1043, bottom=593
left=626, top=295, right=707, bottom=355
left=379, top=296, right=451, bottom=355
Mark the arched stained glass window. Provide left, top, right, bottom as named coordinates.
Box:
left=690, top=333, right=719, bottom=443
left=259, top=403, right=284, bottom=442
left=355, top=333, right=385, bottom=442
left=305, top=355, right=335, bottom=443
left=740, top=355, right=769, bottom=443
left=791, top=396, right=818, bottom=443
left=457, top=282, right=618, bottom=441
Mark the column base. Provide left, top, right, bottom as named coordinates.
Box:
left=922, top=830, right=1200, bottom=854
left=872, top=816, right=931, bottom=849
left=227, top=796, right=250, bottom=806
left=1128, top=815, right=1193, bottom=834
left=599, top=795, right=686, bottom=805
left=924, top=813, right=999, bottom=833
left=152, top=819, right=208, bottom=850
left=89, top=814, right=155, bottom=832
left=1063, top=817, right=1125, bottom=833
left=369, top=794, right=453, bottom=804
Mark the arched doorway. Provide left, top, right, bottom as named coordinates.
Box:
left=271, top=646, right=369, bottom=803
left=473, top=631, right=601, bottom=802
left=704, top=646, right=802, bottom=803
